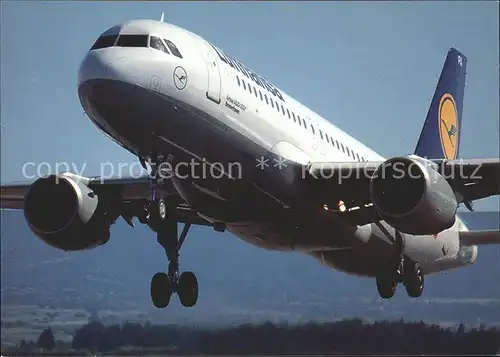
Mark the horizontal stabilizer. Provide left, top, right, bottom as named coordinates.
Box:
left=459, top=230, right=500, bottom=246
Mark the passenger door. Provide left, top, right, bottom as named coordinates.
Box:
left=200, top=41, right=222, bottom=104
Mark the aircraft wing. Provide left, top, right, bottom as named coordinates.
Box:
left=299, top=158, right=500, bottom=226
left=459, top=230, right=500, bottom=246
left=0, top=175, right=213, bottom=227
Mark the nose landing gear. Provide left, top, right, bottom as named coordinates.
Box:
left=151, top=219, right=198, bottom=308
left=141, top=151, right=199, bottom=308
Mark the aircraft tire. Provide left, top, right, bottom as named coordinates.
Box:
left=376, top=272, right=397, bottom=299
left=151, top=272, right=173, bottom=308
left=403, top=261, right=424, bottom=298
left=148, top=198, right=167, bottom=231
left=178, top=271, right=198, bottom=307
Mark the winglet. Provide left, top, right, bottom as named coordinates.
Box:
left=414, top=48, right=467, bottom=160
left=160, top=12, right=164, bottom=22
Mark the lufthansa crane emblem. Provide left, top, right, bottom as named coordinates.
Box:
left=438, top=93, right=459, bottom=160
left=173, top=66, right=187, bottom=90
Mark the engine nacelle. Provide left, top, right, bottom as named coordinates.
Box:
left=23, top=173, right=112, bottom=251
left=369, top=156, right=458, bottom=235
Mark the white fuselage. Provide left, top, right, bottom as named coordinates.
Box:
left=78, top=19, right=475, bottom=278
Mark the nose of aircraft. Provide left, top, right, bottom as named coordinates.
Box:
left=77, top=47, right=159, bottom=154
left=78, top=50, right=127, bottom=87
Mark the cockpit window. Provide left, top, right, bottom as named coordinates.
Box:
left=116, top=35, right=148, bottom=47
left=91, top=35, right=117, bottom=50
left=150, top=36, right=170, bottom=54
left=163, top=39, right=183, bottom=58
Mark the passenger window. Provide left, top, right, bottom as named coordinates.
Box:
left=150, top=36, right=169, bottom=53
left=253, top=87, right=258, bottom=98
left=356, top=153, right=361, bottom=161
left=286, top=108, right=291, bottom=118
left=117, top=34, right=148, bottom=47
left=326, top=135, right=330, bottom=144
left=91, top=35, right=117, bottom=50
left=275, top=101, right=280, bottom=111
left=303, top=119, right=308, bottom=129
left=242, top=80, right=247, bottom=90
left=319, top=129, right=324, bottom=140
left=264, top=94, right=269, bottom=104
left=311, top=125, right=315, bottom=134
left=341, top=143, right=345, bottom=153
left=259, top=91, right=263, bottom=101
left=163, top=39, right=183, bottom=58
left=248, top=84, right=252, bottom=94
left=281, top=105, right=285, bottom=115
left=270, top=99, right=274, bottom=108
left=236, top=76, right=241, bottom=86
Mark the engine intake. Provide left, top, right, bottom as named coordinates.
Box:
left=24, top=174, right=112, bottom=251
left=369, top=156, right=458, bottom=235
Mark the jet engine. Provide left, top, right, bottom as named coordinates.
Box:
left=369, top=156, right=458, bottom=235
left=23, top=173, right=116, bottom=251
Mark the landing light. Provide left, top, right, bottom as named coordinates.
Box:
left=338, top=200, right=347, bottom=213
left=323, top=204, right=329, bottom=211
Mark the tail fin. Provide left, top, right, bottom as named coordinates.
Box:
left=414, top=48, right=467, bottom=160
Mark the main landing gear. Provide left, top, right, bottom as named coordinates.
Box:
left=374, top=225, right=424, bottom=299
left=140, top=152, right=199, bottom=308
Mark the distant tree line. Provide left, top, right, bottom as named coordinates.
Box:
left=4, top=319, right=500, bottom=355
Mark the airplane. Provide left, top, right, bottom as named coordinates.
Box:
left=1, top=18, right=499, bottom=309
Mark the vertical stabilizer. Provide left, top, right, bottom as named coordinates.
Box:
left=414, top=48, right=467, bottom=160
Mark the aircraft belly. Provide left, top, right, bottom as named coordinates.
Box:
left=224, top=222, right=358, bottom=252
left=309, top=231, right=394, bottom=277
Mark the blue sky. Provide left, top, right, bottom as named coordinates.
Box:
left=1, top=1, right=498, bottom=210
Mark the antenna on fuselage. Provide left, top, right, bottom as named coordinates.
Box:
left=160, top=12, right=164, bottom=22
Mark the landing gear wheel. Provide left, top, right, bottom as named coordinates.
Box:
left=178, top=271, right=198, bottom=307
left=151, top=197, right=167, bottom=220
left=154, top=219, right=195, bottom=308
left=151, top=272, right=173, bottom=308
left=403, top=261, right=424, bottom=298
left=147, top=198, right=167, bottom=231
left=376, top=271, right=397, bottom=299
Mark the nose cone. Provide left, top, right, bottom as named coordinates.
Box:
left=77, top=49, right=158, bottom=154
left=78, top=50, right=127, bottom=87
left=77, top=49, right=136, bottom=149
